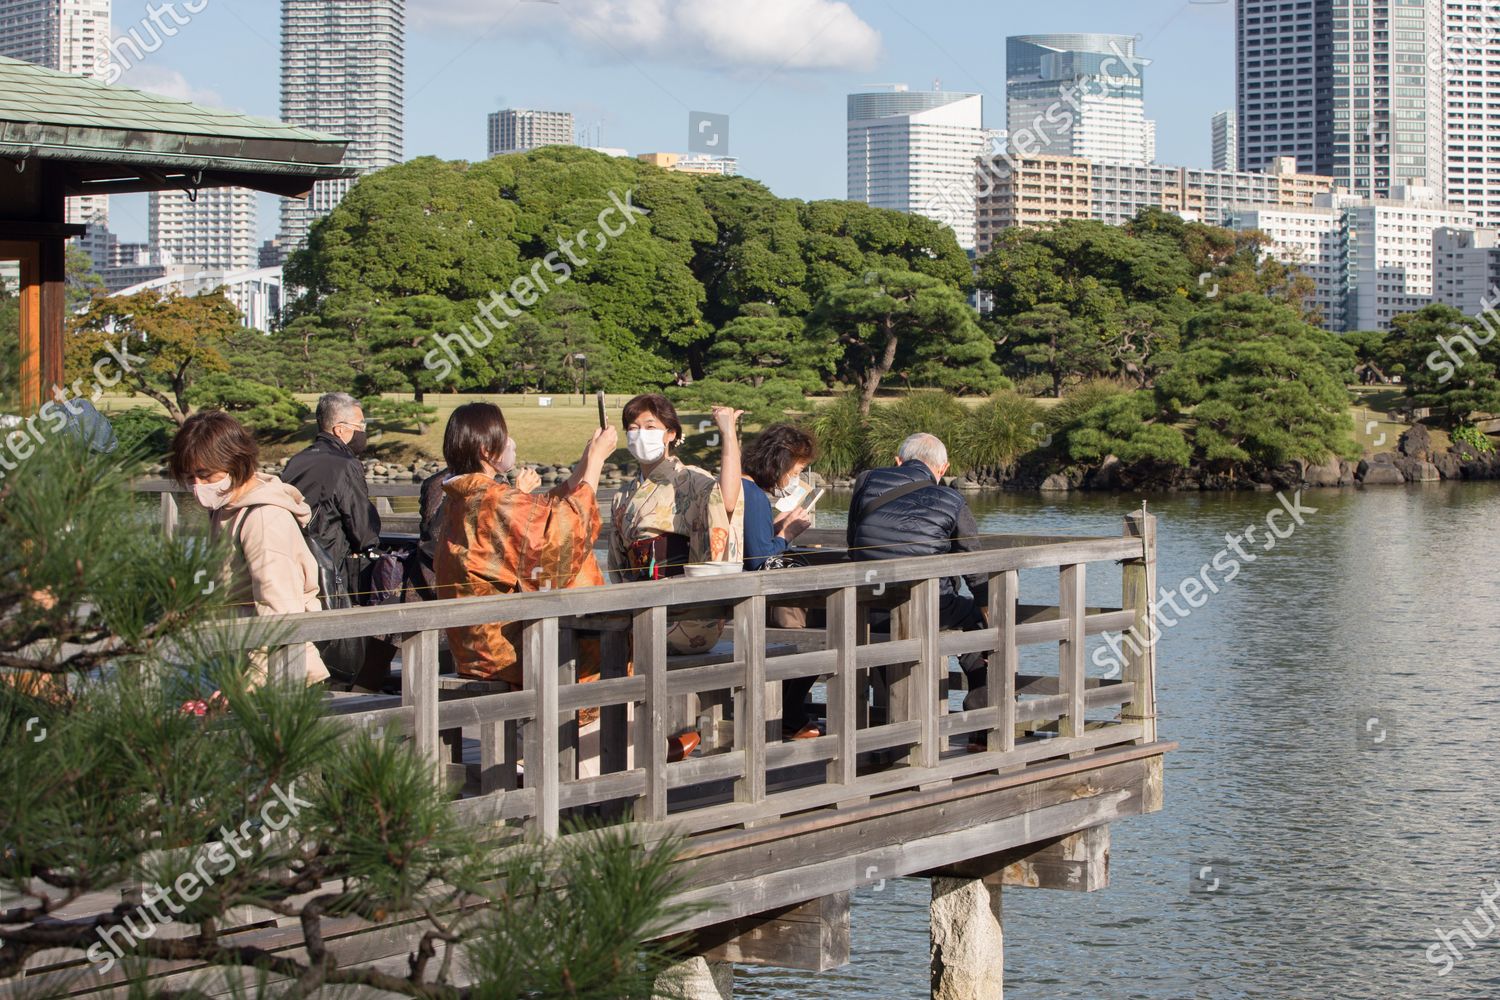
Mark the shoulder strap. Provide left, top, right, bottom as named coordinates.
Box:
left=862, top=477, right=934, bottom=516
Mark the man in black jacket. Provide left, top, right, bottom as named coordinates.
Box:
left=847, top=432, right=990, bottom=705
left=282, top=393, right=384, bottom=687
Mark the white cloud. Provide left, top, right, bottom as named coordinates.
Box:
left=119, top=65, right=226, bottom=109
left=410, top=0, right=881, bottom=73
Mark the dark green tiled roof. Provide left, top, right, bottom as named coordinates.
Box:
left=0, top=55, right=352, bottom=177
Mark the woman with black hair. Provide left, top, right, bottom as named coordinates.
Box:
left=740, top=423, right=821, bottom=740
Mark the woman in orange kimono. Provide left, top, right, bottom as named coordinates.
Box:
left=434, top=402, right=616, bottom=684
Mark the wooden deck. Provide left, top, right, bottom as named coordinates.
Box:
left=13, top=497, right=1170, bottom=998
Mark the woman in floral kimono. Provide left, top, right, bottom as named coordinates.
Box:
left=610, top=394, right=744, bottom=653
left=435, top=402, right=616, bottom=684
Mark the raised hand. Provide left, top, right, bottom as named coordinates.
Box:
left=514, top=467, right=542, bottom=494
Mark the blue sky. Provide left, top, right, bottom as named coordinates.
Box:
left=104, top=0, right=1237, bottom=246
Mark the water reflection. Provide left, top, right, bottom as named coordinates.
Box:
left=739, top=484, right=1500, bottom=999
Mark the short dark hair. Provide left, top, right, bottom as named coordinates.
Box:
left=743, top=424, right=817, bottom=492
left=443, top=402, right=509, bottom=475
left=169, top=410, right=259, bottom=488
left=621, top=394, right=682, bottom=455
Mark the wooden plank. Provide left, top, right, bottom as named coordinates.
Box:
left=734, top=596, right=767, bottom=806
left=697, top=892, right=851, bottom=972
left=435, top=688, right=537, bottom=728
left=1057, top=564, right=1086, bottom=739
left=825, top=587, right=858, bottom=786
left=197, top=537, right=1145, bottom=648
left=634, top=605, right=668, bottom=822
left=522, top=618, right=560, bottom=836
left=1121, top=511, right=1159, bottom=744
left=400, top=630, right=441, bottom=786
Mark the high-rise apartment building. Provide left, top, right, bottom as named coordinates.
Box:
left=847, top=85, right=987, bottom=250
left=1442, top=1, right=1500, bottom=227
left=974, top=154, right=1334, bottom=253
left=278, top=0, right=404, bottom=248
left=487, top=109, right=574, bottom=157
left=1231, top=187, right=1474, bottom=331
left=150, top=187, right=258, bottom=272
left=1237, top=0, right=1445, bottom=199
left=1432, top=226, right=1500, bottom=314
left=0, top=0, right=112, bottom=227
left=1212, top=110, right=1237, bottom=172
left=1005, top=34, right=1155, bottom=166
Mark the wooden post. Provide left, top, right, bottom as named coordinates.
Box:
left=913, top=578, right=940, bottom=768
left=1057, top=563, right=1086, bottom=739
left=733, top=595, right=766, bottom=806
left=635, top=605, right=668, bottom=822
left=930, top=877, right=1003, bottom=1000
left=401, top=630, right=442, bottom=790
left=988, top=570, right=1018, bottom=753
left=825, top=587, right=858, bottom=786
left=1121, top=511, right=1159, bottom=744
left=160, top=491, right=178, bottom=540
left=523, top=618, right=560, bottom=836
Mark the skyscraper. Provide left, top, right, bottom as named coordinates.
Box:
left=487, top=109, right=574, bottom=157
left=1236, top=0, right=1445, bottom=199
left=1442, top=1, right=1500, bottom=227
left=0, top=0, right=112, bottom=227
left=150, top=187, right=258, bottom=272
left=1211, top=110, right=1237, bottom=172
left=847, top=85, right=987, bottom=250
left=278, top=0, right=404, bottom=248
left=1005, top=34, right=1155, bottom=166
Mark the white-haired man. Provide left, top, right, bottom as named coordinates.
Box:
left=281, top=392, right=384, bottom=688
left=846, top=433, right=990, bottom=713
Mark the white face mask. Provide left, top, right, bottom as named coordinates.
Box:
left=627, top=428, right=668, bottom=464
left=193, top=476, right=235, bottom=511
left=492, top=437, right=517, bottom=476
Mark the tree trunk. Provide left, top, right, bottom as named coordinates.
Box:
left=860, top=323, right=900, bottom=417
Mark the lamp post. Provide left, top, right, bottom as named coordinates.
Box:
left=573, top=353, right=587, bottom=405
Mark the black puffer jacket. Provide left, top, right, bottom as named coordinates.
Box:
left=846, top=460, right=989, bottom=606
left=280, top=432, right=381, bottom=569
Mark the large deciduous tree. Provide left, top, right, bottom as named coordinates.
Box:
left=68, top=290, right=241, bottom=424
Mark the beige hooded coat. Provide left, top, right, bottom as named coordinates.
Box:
left=211, top=474, right=330, bottom=686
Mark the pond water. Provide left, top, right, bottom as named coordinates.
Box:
left=736, top=484, right=1500, bottom=999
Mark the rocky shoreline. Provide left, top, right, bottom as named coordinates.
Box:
left=144, top=424, right=1495, bottom=495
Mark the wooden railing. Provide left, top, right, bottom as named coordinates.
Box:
left=202, top=512, right=1159, bottom=839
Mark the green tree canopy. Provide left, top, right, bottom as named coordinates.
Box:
left=1385, top=303, right=1500, bottom=426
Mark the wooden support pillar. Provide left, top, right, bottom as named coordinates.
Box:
left=1122, top=511, right=1159, bottom=744
left=930, top=877, right=1003, bottom=1000
left=652, top=955, right=732, bottom=1000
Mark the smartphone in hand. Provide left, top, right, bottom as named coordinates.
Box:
left=596, top=390, right=607, bottom=429
left=797, top=487, right=826, bottom=511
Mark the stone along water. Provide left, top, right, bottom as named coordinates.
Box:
left=737, top=484, right=1500, bottom=999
